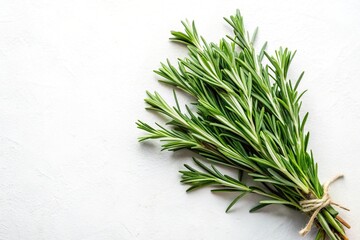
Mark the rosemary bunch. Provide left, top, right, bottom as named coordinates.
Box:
left=137, top=10, right=349, bottom=239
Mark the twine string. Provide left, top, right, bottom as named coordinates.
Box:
left=299, top=174, right=350, bottom=236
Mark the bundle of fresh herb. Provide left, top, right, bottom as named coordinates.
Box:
left=136, top=10, right=350, bottom=240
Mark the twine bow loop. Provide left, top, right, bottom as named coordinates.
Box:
left=299, top=174, right=349, bottom=236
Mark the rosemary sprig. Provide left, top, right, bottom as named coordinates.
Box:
left=137, top=10, right=349, bottom=240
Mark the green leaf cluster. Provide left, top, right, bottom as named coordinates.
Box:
left=137, top=10, right=348, bottom=240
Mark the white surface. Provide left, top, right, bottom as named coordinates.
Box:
left=0, top=0, right=359, bottom=239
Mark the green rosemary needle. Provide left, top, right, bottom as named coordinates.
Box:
left=137, top=10, right=350, bottom=240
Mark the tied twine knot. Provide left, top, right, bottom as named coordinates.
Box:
left=299, top=174, right=350, bottom=236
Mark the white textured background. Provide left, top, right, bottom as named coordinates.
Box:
left=0, top=0, right=359, bottom=239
